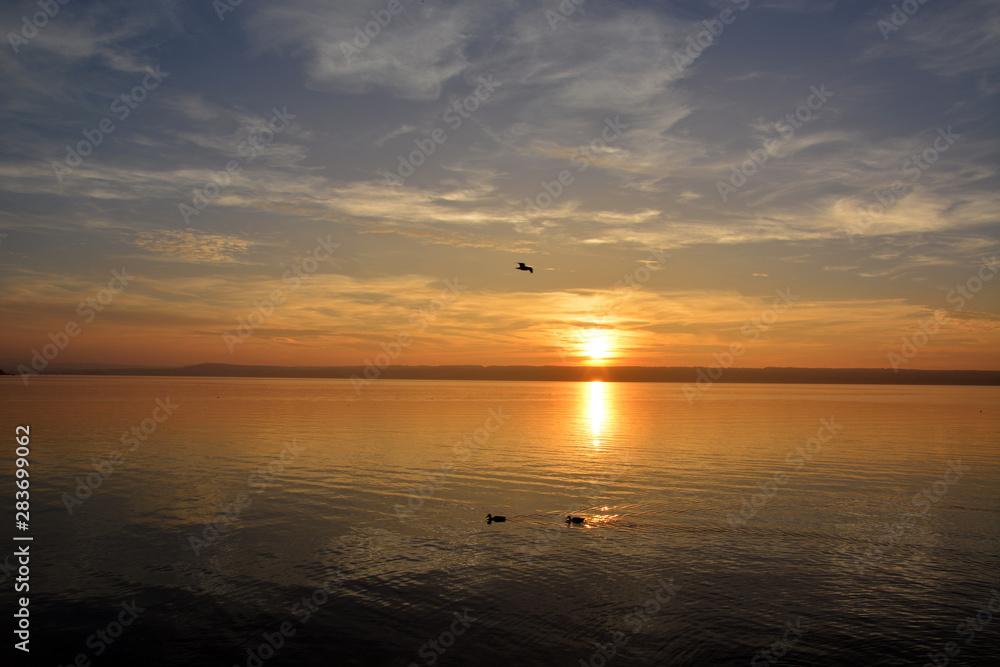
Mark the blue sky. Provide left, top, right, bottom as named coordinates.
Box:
left=1, top=0, right=998, bottom=369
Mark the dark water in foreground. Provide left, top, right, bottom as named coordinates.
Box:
left=1, top=377, right=998, bottom=666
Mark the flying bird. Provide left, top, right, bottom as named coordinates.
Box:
left=516, top=262, right=533, bottom=274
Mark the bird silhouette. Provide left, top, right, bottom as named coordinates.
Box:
left=487, top=513, right=506, bottom=523
left=566, top=515, right=585, bottom=524
left=516, top=262, right=533, bottom=274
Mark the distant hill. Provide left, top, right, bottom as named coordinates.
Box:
left=25, top=363, right=1000, bottom=385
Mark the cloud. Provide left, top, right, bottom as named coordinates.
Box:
left=373, top=124, right=417, bottom=146
left=129, top=229, right=256, bottom=263
left=246, top=0, right=472, bottom=100
left=856, top=0, right=1000, bottom=78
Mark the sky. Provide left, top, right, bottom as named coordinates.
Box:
left=0, top=0, right=998, bottom=371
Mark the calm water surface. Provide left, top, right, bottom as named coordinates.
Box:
left=1, top=377, right=998, bottom=666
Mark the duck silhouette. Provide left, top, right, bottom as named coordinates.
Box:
left=486, top=513, right=506, bottom=523
left=566, top=515, right=585, bottom=524
left=515, top=262, right=533, bottom=274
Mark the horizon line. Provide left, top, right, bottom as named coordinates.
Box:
left=6, top=363, right=999, bottom=386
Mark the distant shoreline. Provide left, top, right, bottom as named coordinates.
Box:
left=8, top=364, right=1000, bottom=386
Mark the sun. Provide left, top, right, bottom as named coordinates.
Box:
left=580, top=329, right=615, bottom=363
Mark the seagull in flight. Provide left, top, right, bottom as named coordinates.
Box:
left=516, top=262, right=533, bottom=274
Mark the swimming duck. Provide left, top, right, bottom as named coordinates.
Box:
left=566, top=515, right=585, bottom=524
left=486, top=514, right=506, bottom=523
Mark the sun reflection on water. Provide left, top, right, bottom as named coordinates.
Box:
left=588, top=380, right=606, bottom=450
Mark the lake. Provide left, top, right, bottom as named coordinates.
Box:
left=2, top=377, right=998, bottom=666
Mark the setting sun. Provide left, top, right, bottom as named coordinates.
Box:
left=581, top=329, right=616, bottom=363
